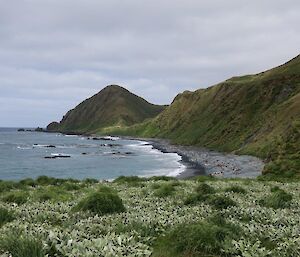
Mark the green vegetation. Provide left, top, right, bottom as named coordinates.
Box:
left=35, top=175, right=80, bottom=186
left=83, top=178, right=99, bottom=184
left=153, top=183, right=176, bottom=197
left=0, top=176, right=300, bottom=256
left=0, top=181, right=24, bottom=193
left=208, top=195, right=237, bottom=210
left=0, top=233, right=45, bottom=257
left=259, top=187, right=293, bottom=209
left=74, top=186, right=125, bottom=215
left=2, top=192, right=28, bottom=205
left=108, top=56, right=300, bottom=176
left=113, top=175, right=146, bottom=187
left=184, top=182, right=216, bottom=205
left=47, top=85, right=166, bottom=133
left=46, top=56, right=299, bottom=176
left=196, top=182, right=216, bottom=194
left=225, top=185, right=247, bottom=194
left=19, top=178, right=37, bottom=187
left=152, top=220, right=241, bottom=257
left=0, top=208, right=14, bottom=227
left=34, top=187, right=72, bottom=202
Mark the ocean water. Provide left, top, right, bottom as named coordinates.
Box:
left=0, top=128, right=185, bottom=181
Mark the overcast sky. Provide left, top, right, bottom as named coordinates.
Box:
left=0, top=0, right=299, bottom=127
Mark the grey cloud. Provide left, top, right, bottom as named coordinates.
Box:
left=0, top=0, right=299, bottom=126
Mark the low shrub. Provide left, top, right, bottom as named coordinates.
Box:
left=270, top=186, right=281, bottom=192
left=208, top=195, right=237, bottom=210
left=0, top=181, right=18, bottom=193
left=115, top=221, right=159, bottom=238
left=35, top=187, right=71, bottom=202
left=36, top=213, right=62, bottom=227
left=64, top=178, right=80, bottom=184
left=113, top=176, right=146, bottom=187
left=259, top=189, right=293, bottom=209
left=36, top=192, right=53, bottom=202
left=154, top=184, right=176, bottom=198
left=152, top=219, right=241, bottom=257
left=35, top=176, right=81, bottom=187
left=169, top=181, right=182, bottom=187
left=196, top=183, right=215, bottom=195
left=183, top=193, right=207, bottom=205
left=36, top=176, right=63, bottom=186
left=114, top=176, right=146, bottom=184
left=195, top=175, right=217, bottom=182
left=148, top=176, right=176, bottom=181
left=0, top=207, right=15, bottom=227
left=225, top=185, right=247, bottom=194
left=257, top=172, right=300, bottom=183
left=2, top=192, right=28, bottom=205
left=74, top=186, right=125, bottom=215
left=0, top=233, right=45, bottom=257
left=18, top=178, right=37, bottom=187
left=62, top=182, right=82, bottom=191
left=83, top=178, right=99, bottom=184
left=184, top=183, right=215, bottom=205
left=151, top=183, right=162, bottom=190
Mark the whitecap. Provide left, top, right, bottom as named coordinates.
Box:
left=102, top=136, right=120, bottom=141
left=32, top=144, right=48, bottom=148
left=17, top=146, right=32, bottom=150
left=167, top=164, right=186, bottom=177
left=50, top=153, right=72, bottom=157
left=56, top=145, right=77, bottom=149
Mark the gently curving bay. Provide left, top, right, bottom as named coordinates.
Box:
left=0, top=128, right=186, bottom=180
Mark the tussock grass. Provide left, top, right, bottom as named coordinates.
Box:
left=2, top=192, right=28, bottom=205
left=196, top=183, right=216, bottom=195
left=0, top=207, right=15, bottom=227
left=153, top=184, right=176, bottom=198
left=259, top=188, right=293, bottom=209
left=74, top=186, right=125, bottom=215
left=225, top=185, right=247, bottom=194
left=0, top=233, right=45, bottom=257
left=208, top=195, right=237, bottom=210
left=152, top=218, right=241, bottom=257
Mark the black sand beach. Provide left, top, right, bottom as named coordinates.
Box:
left=135, top=138, right=265, bottom=179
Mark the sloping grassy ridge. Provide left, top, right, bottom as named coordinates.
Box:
left=109, top=56, right=300, bottom=175
left=47, top=85, right=166, bottom=134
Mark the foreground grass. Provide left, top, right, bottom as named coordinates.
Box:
left=0, top=176, right=300, bottom=256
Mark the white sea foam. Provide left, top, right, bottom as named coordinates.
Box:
left=167, top=164, right=186, bottom=177
left=50, top=153, right=71, bottom=157
left=141, top=165, right=185, bottom=178
left=56, top=145, right=77, bottom=149
left=127, top=140, right=186, bottom=177
left=17, top=146, right=32, bottom=150
left=32, top=144, right=49, bottom=148
left=102, top=136, right=120, bottom=141
left=103, top=151, right=115, bottom=155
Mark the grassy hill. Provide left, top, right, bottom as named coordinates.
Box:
left=47, top=85, right=166, bottom=134
left=110, top=56, right=300, bottom=176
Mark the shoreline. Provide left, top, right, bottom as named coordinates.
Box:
left=125, top=137, right=265, bottom=179
left=43, top=130, right=265, bottom=179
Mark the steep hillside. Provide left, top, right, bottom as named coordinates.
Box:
left=112, top=55, right=300, bottom=175
left=47, top=85, right=166, bottom=133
